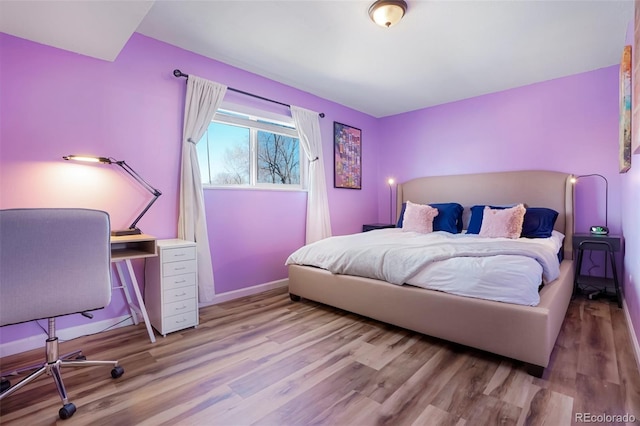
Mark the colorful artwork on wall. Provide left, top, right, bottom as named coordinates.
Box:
left=620, top=45, right=632, bottom=173
left=334, top=122, right=362, bottom=189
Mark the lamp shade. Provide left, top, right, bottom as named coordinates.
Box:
left=63, top=155, right=111, bottom=164
left=369, top=0, right=407, bottom=28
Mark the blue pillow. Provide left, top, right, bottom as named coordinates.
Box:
left=431, top=202, right=464, bottom=233
left=521, top=207, right=558, bottom=238
left=396, top=203, right=406, bottom=227
left=466, top=205, right=509, bottom=234
left=397, top=202, right=463, bottom=234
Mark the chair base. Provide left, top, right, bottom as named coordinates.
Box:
left=0, top=320, right=124, bottom=420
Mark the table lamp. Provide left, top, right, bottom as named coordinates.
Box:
left=63, top=155, right=162, bottom=236
left=571, top=174, right=608, bottom=235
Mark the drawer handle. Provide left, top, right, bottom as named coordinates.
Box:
left=175, top=305, right=187, bottom=311
left=175, top=292, right=187, bottom=297
left=174, top=253, right=186, bottom=257
left=174, top=279, right=186, bottom=284
left=176, top=318, right=187, bottom=323
left=174, top=267, right=186, bottom=271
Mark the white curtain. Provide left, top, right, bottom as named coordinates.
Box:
left=178, top=75, right=227, bottom=302
left=291, top=105, right=332, bottom=243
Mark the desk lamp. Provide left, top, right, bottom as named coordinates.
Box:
left=570, top=174, right=608, bottom=235
left=63, top=155, right=162, bottom=236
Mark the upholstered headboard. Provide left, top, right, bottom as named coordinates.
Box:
left=396, top=170, right=575, bottom=260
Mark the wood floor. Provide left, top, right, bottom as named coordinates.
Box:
left=1, top=287, right=639, bottom=426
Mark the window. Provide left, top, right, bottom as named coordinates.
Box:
left=197, top=108, right=304, bottom=189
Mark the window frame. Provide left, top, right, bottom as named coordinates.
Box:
left=198, top=104, right=307, bottom=192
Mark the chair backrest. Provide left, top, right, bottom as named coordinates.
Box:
left=0, top=208, right=112, bottom=326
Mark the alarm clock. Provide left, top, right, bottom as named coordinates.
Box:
left=590, top=225, right=609, bottom=235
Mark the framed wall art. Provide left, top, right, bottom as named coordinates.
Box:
left=620, top=45, right=632, bottom=173
left=334, top=122, right=362, bottom=189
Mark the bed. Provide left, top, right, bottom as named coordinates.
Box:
left=287, top=170, right=575, bottom=376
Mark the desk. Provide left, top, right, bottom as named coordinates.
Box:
left=572, top=233, right=623, bottom=308
left=111, top=234, right=157, bottom=343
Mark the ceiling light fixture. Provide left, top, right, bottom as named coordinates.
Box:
left=369, top=0, right=408, bottom=28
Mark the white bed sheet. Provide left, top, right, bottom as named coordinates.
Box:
left=286, top=229, right=564, bottom=306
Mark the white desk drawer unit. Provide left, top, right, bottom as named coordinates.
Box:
left=144, top=239, right=199, bottom=336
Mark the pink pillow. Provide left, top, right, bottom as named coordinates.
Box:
left=479, top=204, right=526, bottom=239
left=402, top=201, right=439, bottom=234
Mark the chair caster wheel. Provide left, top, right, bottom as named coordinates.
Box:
left=75, top=355, right=87, bottom=360
left=111, top=366, right=124, bottom=379
left=59, top=402, right=76, bottom=419
left=1, top=379, right=10, bottom=393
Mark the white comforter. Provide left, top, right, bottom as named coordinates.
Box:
left=286, top=229, right=564, bottom=306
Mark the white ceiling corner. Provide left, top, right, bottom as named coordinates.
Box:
left=0, top=0, right=155, bottom=62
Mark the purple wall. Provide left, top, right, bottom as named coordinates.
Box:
left=623, top=19, right=640, bottom=349
left=377, top=65, right=638, bottom=346
left=0, top=33, right=380, bottom=345
left=621, top=131, right=640, bottom=351
left=378, top=67, right=621, bottom=233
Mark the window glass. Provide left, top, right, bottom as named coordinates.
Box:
left=211, top=122, right=250, bottom=185
left=197, top=109, right=303, bottom=189
left=257, top=131, right=300, bottom=184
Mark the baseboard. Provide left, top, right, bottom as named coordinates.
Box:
left=622, top=297, right=640, bottom=373
left=199, top=279, right=289, bottom=307
left=0, top=315, right=134, bottom=359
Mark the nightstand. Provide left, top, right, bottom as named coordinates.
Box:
left=362, top=223, right=396, bottom=232
left=572, top=233, right=623, bottom=308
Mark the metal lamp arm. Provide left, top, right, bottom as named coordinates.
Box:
left=576, top=173, right=608, bottom=228
left=128, top=193, right=161, bottom=231
left=114, top=160, right=162, bottom=197
left=114, top=160, right=162, bottom=230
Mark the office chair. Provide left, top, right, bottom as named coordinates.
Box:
left=0, top=208, right=124, bottom=420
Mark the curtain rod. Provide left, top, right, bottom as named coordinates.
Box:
left=173, top=69, right=325, bottom=118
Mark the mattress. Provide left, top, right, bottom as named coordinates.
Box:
left=286, top=228, right=564, bottom=306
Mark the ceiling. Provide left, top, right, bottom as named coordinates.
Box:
left=0, top=0, right=633, bottom=118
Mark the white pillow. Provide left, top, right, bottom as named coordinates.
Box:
left=402, top=201, right=439, bottom=234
